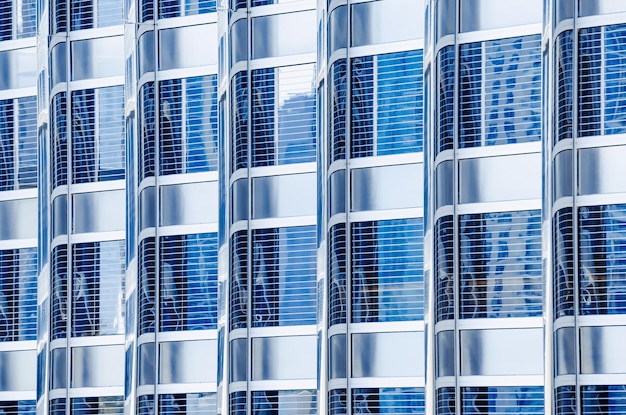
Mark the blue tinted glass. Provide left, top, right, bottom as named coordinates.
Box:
left=52, top=0, right=67, bottom=33
left=17, top=97, right=37, bottom=188
left=230, top=231, right=247, bottom=331
left=578, top=27, right=602, bottom=137
left=230, top=392, right=246, bottom=415
left=139, top=82, right=156, bottom=180
left=460, top=42, right=482, bottom=148
left=51, top=245, right=68, bottom=340
left=605, top=25, right=626, bottom=135
left=98, top=86, right=125, bottom=181
left=330, top=59, right=347, bottom=163
left=352, top=219, right=424, bottom=322
left=353, top=388, right=425, bottom=414
left=159, top=79, right=183, bottom=175
left=437, top=46, right=454, bottom=154
left=0, top=249, right=36, bottom=341
left=159, top=393, right=216, bottom=415
left=231, top=72, right=248, bottom=173
left=218, top=97, right=226, bottom=246
left=52, top=93, right=68, bottom=188
left=138, top=395, right=154, bottom=415
left=0, top=99, right=14, bottom=191
left=351, top=55, right=374, bottom=158
left=159, top=0, right=180, bottom=18
left=141, top=0, right=154, bottom=21
left=252, top=68, right=276, bottom=167
left=435, top=216, right=454, bottom=322
left=554, top=208, right=574, bottom=318
left=582, top=385, right=626, bottom=415
left=377, top=50, right=423, bottom=155
left=328, top=223, right=346, bottom=327
left=329, top=390, right=347, bottom=415
left=186, top=75, right=218, bottom=173
left=71, top=0, right=93, bottom=30
left=555, top=386, right=576, bottom=415
left=462, top=387, right=544, bottom=414
left=187, top=0, right=216, bottom=14
left=460, top=210, right=542, bottom=319
left=579, top=205, right=626, bottom=315
left=50, top=399, right=67, bottom=415
left=555, top=30, right=573, bottom=144
left=252, top=226, right=317, bottom=327
left=71, top=397, right=123, bottom=415
left=71, top=89, right=96, bottom=183
left=160, top=233, right=218, bottom=331
left=0, top=1, right=11, bottom=40
left=138, top=238, right=156, bottom=335
left=437, top=388, right=455, bottom=415
left=252, top=390, right=316, bottom=415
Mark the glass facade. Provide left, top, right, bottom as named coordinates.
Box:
left=0, top=0, right=624, bottom=414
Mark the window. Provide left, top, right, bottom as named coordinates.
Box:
left=0, top=97, right=37, bottom=191
left=581, top=385, right=626, bottom=415
left=352, top=219, right=424, bottom=322
left=554, top=208, right=574, bottom=318
left=329, top=390, right=346, bottom=415
left=579, top=204, right=626, bottom=315
left=51, top=245, right=68, bottom=340
left=72, top=86, right=125, bottom=183
left=231, top=72, right=248, bottom=174
left=328, top=223, right=346, bottom=327
left=50, top=399, right=67, bottom=415
left=138, top=238, right=156, bottom=335
left=460, top=35, right=541, bottom=147
left=0, top=401, right=36, bottom=415
left=230, top=392, right=246, bottom=415
left=435, top=215, right=454, bottom=322
left=579, top=27, right=602, bottom=137
left=71, top=0, right=123, bottom=30
left=159, top=233, right=218, bottom=331
left=159, top=76, right=218, bottom=175
left=139, top=82, right=156, bottom=181
left=437, top=46, right=454, bottom=154
left=0, top=0, right=36, bottom=39
left=352, top=50, right=423, bottom=157
left=158, top=0, right=216, bottom=18
left=251, top=64, right=316, bottom=166
left=352, top=388, right=424, bottom=414
left=460, top=210, right=542, bottom=319
left=52, top=0, right=67, bottom=33
left=329, top=59, right=347, bottom=164
left=230, top=231, right=247, bottom=331
left=461, top=387, right=543, bottom=414
left=252, top=390, right=316, bottom=415
left=70, top=397, right=123, bottom=415
left=554, top=30, right=573, bottom=144
left=137, top=396, right=154, bottom=415
left=71, top=241, right=125, bottom=337
left=0, top=248, right=37, bottom=342
left=251, top=226, right=316, bottom=327
left=159, top=393, right=217, bottom=415
left=436, top=387, right=455, bottom=415
left=52, top=93, right=68, bottom=188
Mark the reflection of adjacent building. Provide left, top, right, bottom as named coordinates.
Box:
left=0, top=0, right=38, bottom=413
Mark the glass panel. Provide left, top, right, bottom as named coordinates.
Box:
left=158, top=393, right=217, bottom=415
left=138, top=238, right=156, bottom=335
left=139, top=82, right=156, bottom=180
left=435, top=216, right=454, bottom=322
left=328, top=223, right=346, bottom=327
left=555, top=30, right=573, bottom=144
left=461, top=387, right=544, bottom=414
left=230, top=231, right=247, bottom=330
left=437, top=46, right=454, bottom=155
left=436, top=387, right=455, bottom=415
left=51, top=93, right=68, bottom=188
left=0, top=99, right=14, bottom=191
left=352, top=388, right=424, bottom=414
left=251, top=390, right=316, bottom=415
left=0, top=248, right=37, bottom=342
left=231, top=71, right=248, bottom=173
left=329, top=59, right=347, bottom=163
left=70, top=396, right=123, bottom=415
left=17, top=97, right=37, bottom=189
left=605, top=25, right=626, bottom=135
left=554, top=208, right=574, bottom=318
left=51, top=245, right=68, bottom=340
left=581, top=385, right=626, bottom=414
left=578, top=27, right=601, bottom=137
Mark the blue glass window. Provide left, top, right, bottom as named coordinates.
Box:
left=52, top=0, right=67, bottom=33
left=352, top=388, right=424, bottom=414
left=460, top=210, right=542, bottom=319
left=230, top=230, right=247, bottom=331
left=71, top=89, right=96, bottom=182
left=252, top=68, right=275, bottom=167
left=141, top=0, right=154, bottom=21
left=51, top=245, right=68, bottom=340
left=251, top=226, right=316, bottom=327
left=578, top=27, right=602, bottom=137
left=604, top=25, right=626, bottom=135
left=555, top=386, right=576, bottom=415
left=52, top=93, right=68, bottom=188
left=138, top=237, right=156, bottom=335
left=437, top=46, right=454, bottom=154
left=0, top=0, right=11, bottom=40
left=330, top=59, right=347, bottom=163
left=50, top=399, right=67, bottom=415
left=231, top=72, right=248, bottom=174
left=461, top=387, right=544, bottom=414
left=0, top=97, right=38, bottom=191
left=328, top=223, right=346, bottom=327
left=139, top=82, right=156, bottom=180
left=159, top=233, right=218, bottom=331
left=71, top=397, right=123, bottom=415
left=186, top=75, right=218, bottom=173
left=352, top=219, right=424, bottom=322
left=0, top=99, right=14, bottom=191
left=460, top=35, right=541, bottom=147
left=72, top=241, right=125, bottom=337
left=71, top=0, right=93, bottom=30
left=579, top=205, right=626, bottom=315
left=0, top=248, right=37, bottom=341
left=252, top=390, right=316, bottom=415
left=435, top=216, right=454, bottom=322
left=351, top=56, right=374, bottom=158
left=137, top=395, right=154, bottom=415
left=555, top=30, right=573, bottom=144
left=436, top=387, right=455, bottom=415
left=159, top=79, right=183, bottom=175
left=159, top=393, right=216, bottom=415
left=230, top=392, right=246, bottom=415
left=554, top=208, right=574, bottom=318
left=582, top=385, right=626, bottom=415
left=329, top=390, right=346, bottom=415
left=159, top=0, right=216, bottom=19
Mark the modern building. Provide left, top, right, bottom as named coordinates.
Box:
left=0, top=0, right=624, bottom=414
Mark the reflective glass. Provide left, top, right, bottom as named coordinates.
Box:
left=556, top=386, right=577, bottom=415
left=138, top=238, right=156, bottom=335
left=159, top=79, right=183, bottom=175
left=51, top=93, right=68, bottom=188
left=604, top=25, right=626, bottom=135
left=437, top=46, right=454, bottom=154
left=329, top=59, right=347, bottom=163
left=251, top=390, right=316, bottom=415
left=461, top=387, right=544, bottom=414
left=230, top=392, right=246, bottom=415
left=139, top=82, right=156, bottom=180
left=231, top=72, right=248, bottom=173
left=329, top=390, right=346, bottom=415
left=352, top=388, right=424, bottom=414
left=51, top=245, right=68, bottom=340
left=554, top=208, right=574, bottom=318
left=0, top=99, right=13, bottom=191
left=0, top=248, right=37, bottom=341
left=328, top=223, right=346, bottom=327
left=17, top=97, right=37, bottom=188
left=555, top=30, right=573, bottom=144
left=435, top=216, right=454, bottom=322
left=581, top=385, right=626, bottom=415
left=159, top=393, right=217, bottom=415
left=578, top=27, right=602, bottom=137
left=436, top=387, right=455, bottom=415
left=230, top=231, right=247, bottom=330
left=71, top=396, right=123, bottom=415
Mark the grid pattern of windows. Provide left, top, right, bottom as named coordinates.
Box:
left=579, top=204, right=626, bottom=315
left=70, top=397, right=123, bottom=415
left=158, top=0, right=216, bottom=18
left=251, top=64, right=316, bottom=166
left=251, top=226, right=316, bottom=327
left=159, top=76, right=218, bottom=175
left=0, top=248, right=37, bottom=341
left=460, top=210, right=542, bottom=319
left=351, top=219, right=424, bottom=322
left=251, top=390, right=316, bottom=415
left=351, top=50, right=423, bottom=157
left=159, top=233, right=218, bottom=331
left=435, top=216, right=454, bottom=323
left=0, top=0, right=36, bottom=39
left=352, top=388, right=424, bottom=414
left=554, top=208, right=574, bottom=318
left=0, top=97, right=37, bottom=191
left=72, top=86, right=125, bottom=183
left=71, top=241, right=125, bottom=337
left=461, top=387, right=544, bottom=414
left=230, top=230, right=247, bottom=330
left=328, top=223, right=346, bottom=327
left=158, top=393, right=217, bottom=415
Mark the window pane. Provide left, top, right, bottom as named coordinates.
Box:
left=328, top=223, right=346, bottom=327
left=18, top=97, right=37, bottom=188
left=0, top=99, right=14, bottom=191
left=554, top=208, right=574, bottom=318
left=230, top=231, right=247, bottom=331
left=71, top=89, right=96, bottom=183
left=330, top=59, right=347, bottom=163
left=251, top=390, right=316, bottom=415
left=435, top=216, right=454, bottom=322
left=159, top=79, right=183, bottom=175
left=461, top=387, right=544, bottom=414
left=352, top=388, right=425, bottom=414
left=98, top=86, right=125, bottom=180
left=186, top=75, right=218, bottom=173
left=138, top=238, right=156, bottom=335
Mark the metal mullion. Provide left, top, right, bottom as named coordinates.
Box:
left=453, top=2, right=461, bottom=413
left=64, top=30, right=72, bottom=414
left=246, top=7, right=253, bottom=415
left=344, top=0, right=352, bottom=412
left=152, top=18, right=160, bottom=413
